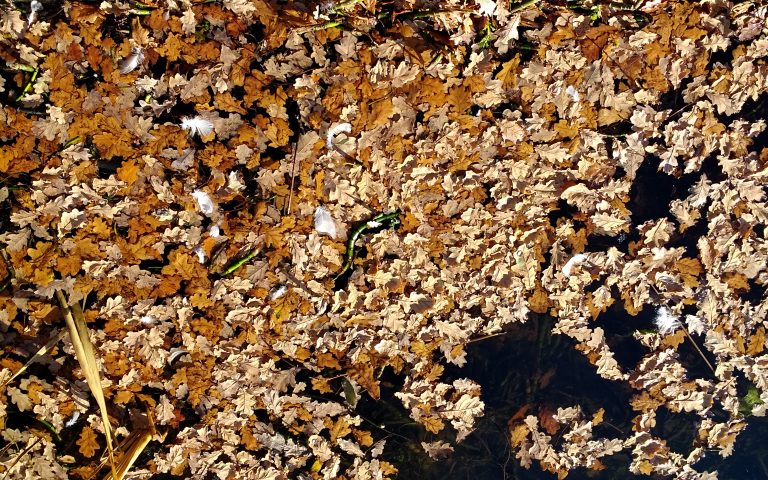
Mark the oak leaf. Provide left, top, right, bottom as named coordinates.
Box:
left=77, top=425, right=100, bottom=458
left=421, top=415, right=445, bottom=434
left=117, top=158, right=141, bottom=184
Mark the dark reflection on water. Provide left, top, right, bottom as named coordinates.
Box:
left=356, top=314, right=636, bottom=479
left=422, top=314, right=636, bottom=480
left=362, top=312, right=768, bottom=479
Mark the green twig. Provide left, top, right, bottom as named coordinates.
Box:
left=14, top=67, right=38, bottom=103
left=335, top=211, right=401, bottom=281
left=426, top=52, right=443, bottom=69
left=133, top=1, right=154, bottom=13
left=221, top=249, right=259, bottom=276
left=306, top=20, right=342, bottom=32
left=14, top=64, right=37, bottom=73
left=64, top=136, right=82, bottom=147
left=31, top=417, right=62, bottom=443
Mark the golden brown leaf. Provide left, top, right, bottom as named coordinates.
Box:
left=77, top=426, right=100, bottom=458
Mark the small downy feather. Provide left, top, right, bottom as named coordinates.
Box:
left=314, top=206, right=337, bottom=239
left=120, top=47, right=145, bottom=74
left=193, top=246, right=206, bottom=264
left=27, top=0, right=42, bottom=25
left=654, top=306, right=681, bottom=335
left=267, top=284, right=288, bottom=301
left=64, top=411, right=81, bottom=428
left=326, top=122, right=352, bottom=148
left=562, top=253, right=588, bottom=277
left=181, top=116, right=214, bottom=137
left=192, top=189, right=215, bottom=216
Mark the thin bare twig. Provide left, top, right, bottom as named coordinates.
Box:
left=682, top=325, right=716, bottom=375
left=285, top=142, right=299, bottom=216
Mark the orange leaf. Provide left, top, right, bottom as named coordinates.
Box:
left=162, top=249, right=199, bottom=280
left=529, top=286, right=551, bottom=314
left=509, top=424, right=529, bottom=448
left=330, top=417, right=351, bottom=443
left=117, top=159, right=140, bottom=184
left=311, top=376, right=334, bottom=394
left=723, top=272, right=749, bottom=292
left=55, top=253, right=83, bottom=277
left=369, top=97, right=395, bottom=128
left=215, top=92, right=248, bottom=114
left=77, top=426, right=100, bottom=458
left=747, top=327, right=765, bottom=355
left=422, top=415, right=445, bottom=434
left=592, top=408, right=605, bottom=425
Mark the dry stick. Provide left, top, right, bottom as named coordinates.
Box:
left=0, top=249, right=15, bottom=292
left=98, top=429, right=154, bottom=480
left=682, top=325, right=716, bottom=375
left=1, top=437, right=42, bottom=480
left=285, top=142, right=299, bottom=216
left=280, top=265, right=312, bottom=295
left=466, top=331, right=508, bottom=344
left=1, top=329, right=67, bottom=389
left=333, top=143, right=362, bottom=166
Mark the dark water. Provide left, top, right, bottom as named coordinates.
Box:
left=360, top=312, right=768, bottom=480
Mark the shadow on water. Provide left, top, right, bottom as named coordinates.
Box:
left=366, top=307, right=768, bottom=479
left=362, top=314, right=637, bottom=480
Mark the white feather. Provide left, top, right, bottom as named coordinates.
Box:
left=326, top=122, right=352, bottom=148
left=139, top=315, right=157, bottom=326
left=181, top=116, right=214, bottom=137
left=120, top=47, right=145, bottom=75
left=168, top=348, right=189, bottom=365
left=685, top=314, right=704, bottom=336
left=654, top=306, right=681, bottom=335
left=27, top=0, right=42, bottom=24
left=314, top=206, right=337, bottom=239
left=192, top=189, right=215, bottom=216
left=267, top=284, right=288, bottom=301
left=562, top=253, right=587, bottom=277
left=64, top=411, right=81, bottom=428
left=209, top=225, right=221, bottom=237
left=193, top=246, right=206, bottom=264
left=565, top=85, right=580, bottom=102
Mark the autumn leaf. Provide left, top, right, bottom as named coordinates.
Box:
left=510, top=423, right=529, bottom=448
left=421, top=415, right=445, bottom=434
left=117, top=159, right=141, bottom=184
left=538, top=407, right=560, bottom=435
left=161, top=249, right=199, bottom=280
left=747, top=327, right=765, bottom=356
left=330, top=417, right=351, bottom=443
left=77, top=426, right=100, bottom=458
